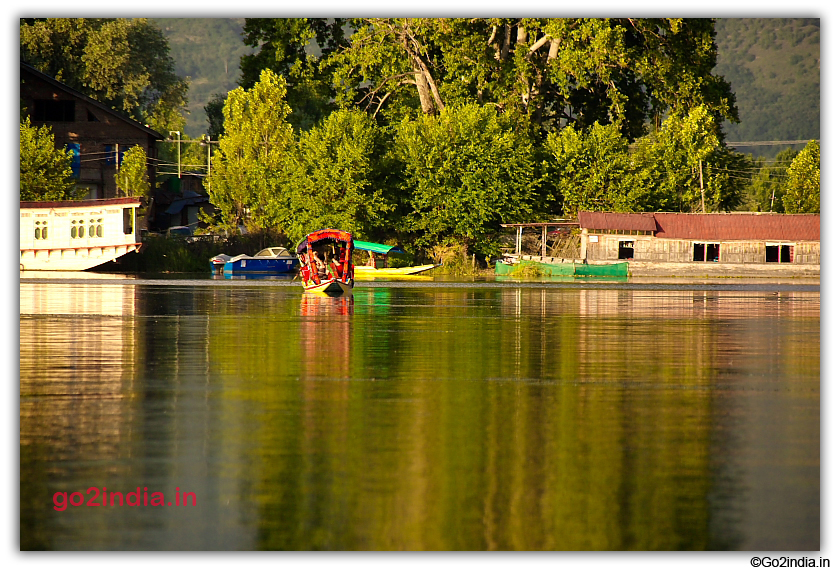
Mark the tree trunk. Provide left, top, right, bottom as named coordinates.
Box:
left=413, top=61, right=436, bottom=115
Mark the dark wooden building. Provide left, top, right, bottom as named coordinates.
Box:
left=578, top=212, right=820, bottom=266
left=20, top=61, right=163, bottom=200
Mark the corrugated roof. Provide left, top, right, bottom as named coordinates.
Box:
left=578, top=212, right=657, bottom=232
left=578, top=211, right=820, bottom=241
left=652, top=213, right=820, bottom=241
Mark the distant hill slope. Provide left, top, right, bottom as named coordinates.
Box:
left=714, top=18, right=820, bottom=157
left=154, top=18, right=254, bottom=138
left=155, top=17, right=820, bottom=157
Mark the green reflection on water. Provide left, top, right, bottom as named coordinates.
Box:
left=20, top=283, right=820, bottom=550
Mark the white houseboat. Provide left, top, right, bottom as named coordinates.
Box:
left=20, top=197, right=142, bottom=271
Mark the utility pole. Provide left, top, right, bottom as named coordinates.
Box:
left=699, top=159, right=706, bottom=213
left=169, top=131, right=181, bottom=178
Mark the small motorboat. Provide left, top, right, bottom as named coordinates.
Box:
left=210, top=246, right=299, bottom=275
left=354, top=240, right=436, bottom=276
left=296, top=229, right=355, bottom=295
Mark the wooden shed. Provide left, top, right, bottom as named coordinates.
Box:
left=578, top=212, right=820, bottom=266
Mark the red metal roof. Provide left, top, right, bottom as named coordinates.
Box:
left=578, top=212, right=657, bottom=232
left=652, top=213, right=819, bottom=241
left=579, top=211, right=820, bottom=241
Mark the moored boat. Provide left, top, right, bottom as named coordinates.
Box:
left=495, top=255, right=629, bottom=278
left=20, top=197, right=142, bottom=271
left=354, top=240, right=436, bottom=276
left=296, top=229, right=355, bottom=295
left=210, top=246, right=299, bottom=275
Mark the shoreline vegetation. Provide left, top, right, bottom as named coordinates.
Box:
left=102, top=233, right=818, bottom=279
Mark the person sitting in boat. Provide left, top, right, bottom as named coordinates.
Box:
left=314, top=251, right=328, bottom=280
left=367, top=251, right=377, bottom=267
left=329, top=251, right=343, bottom=279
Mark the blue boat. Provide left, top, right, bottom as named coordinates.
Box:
left=210, top=246, right=299, bottom=275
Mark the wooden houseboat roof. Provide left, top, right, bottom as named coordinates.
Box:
left=20, top=197, right=143, bottom=209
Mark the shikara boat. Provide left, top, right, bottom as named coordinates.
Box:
left=296, top=229, right=355, bottom=294
left=210, top=246, right=299, bottom=275
left=354, top=240, right=436, bottom=276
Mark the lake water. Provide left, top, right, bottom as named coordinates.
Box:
left=19, top=275, right=820, bottom=551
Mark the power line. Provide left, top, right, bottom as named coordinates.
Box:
left=726, top=140, right=817, bottom=147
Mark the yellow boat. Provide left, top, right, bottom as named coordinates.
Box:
left=354, top=241, right=437, bottom=276
left=354, top=264, right=436, bottom=276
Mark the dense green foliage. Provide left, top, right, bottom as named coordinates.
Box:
left=19, top=117, right=77, bottom=201
left=194, top=17, right=819, bottom=260
left=20, top=18, right=820, bottom=262
left=393, top=104, right=538, bottom=253
left=204, top=69, right=295, bottom=233
left=782, top=141, right=820, bottom=214
left=278, top=109, right=392, bottom=242
left=114, top=145, right=150, bottom=197
left=21, top=18, right=188, bottom=134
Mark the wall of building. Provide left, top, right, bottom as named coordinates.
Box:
left=583, top=231, right=820, bottom=265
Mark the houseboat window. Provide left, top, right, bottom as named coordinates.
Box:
left=693, top=243, right=720, bottom=262
left=34, top=221, right=48, bottom=240
left=618, top=240, right=635, bottom=259
left=123, top=208, right=134, bottom=234
left=96, top=219, right=104, bottom=238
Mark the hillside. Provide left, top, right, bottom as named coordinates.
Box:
left=155, top=18, right=821, bottom=156
left=714, top=18, right=820, bottom=157
left=153, top=18, right=254, bottom=138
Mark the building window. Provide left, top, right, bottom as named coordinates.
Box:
left=693, top=242, right=720, bottom=262
left=33, top=100, right=75, bottom=122
left=766, top=244, right=794, bottom=263
left=123, top=208, right=134, bottom=235
left=34, top=221, right=48, bottom=240
left=618, top=240, right=635, bottom=259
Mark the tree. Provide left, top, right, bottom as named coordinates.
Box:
left=239, top=18, right=348, bottom=131
left=114, top=145, right=150, bottom=197
left=326, top=18, right=737, bottom=139
left=277, top=109, right=393, bottom=243
left=543, top=122, right=638, bottom=216
left=393, top=103, right=538, bottom=255
left=20, top=117, right=77, bottom=201
left=203, top=69, right=295, bottom=233
left=739, top=148, right=797, bottom=212
left=783, top=140, right=819, bottom=213
left=20, top=18, right=188, bottom=133
left=629, top=106, right=742, bottom=212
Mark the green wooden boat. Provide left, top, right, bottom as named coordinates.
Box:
left=495, top=259, right=628, bottom=277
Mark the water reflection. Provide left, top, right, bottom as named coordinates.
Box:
left=20, top=282, right=819, bottom=550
